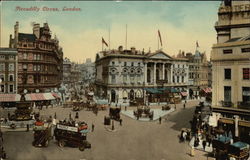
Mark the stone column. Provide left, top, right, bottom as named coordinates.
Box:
left=154, top=62, right=156, bottom=84
left=144, top=63, right=147, bottom=85
left=170, top=64, right=173, bottom=83
left=234, top=115, right=239, bottom=137
left=162, top=63, right=165, bottom=80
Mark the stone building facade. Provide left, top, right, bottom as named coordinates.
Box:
left=210, top=0, right=250, bottom=142
left=9, top=22, right=63, bottom=93
left=211, top=1, right=250, bottom=107
left=0, top=48, right=18, bottom=93
left=80, top=58, right=95, bottom=85
left=95, top=46, right=190, bottom=105
left=177, top=49, right=211, bottom=98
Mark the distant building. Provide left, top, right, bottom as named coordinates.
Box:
left=80, top=58, right=95, bottom=85
left=0, top=48, right=18, bottom=93
left=63, top=58, right=81, bottom=87
left=95, top=46, right=190, bottom=105
left=9, top=21, right=63, bottom=93
left=63, top=58, right=72, bottom=85
left=176, top=49, right=211, bottom=98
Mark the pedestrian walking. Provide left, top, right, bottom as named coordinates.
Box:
left=26, top=124, right=29, bottom=132
left=125, top=106, right=127, bottom=111
left=159, top=117, right=162, bottom=124
left=202, top=140, right=207, bottom=151
left=75, top=112, right=79, bottom=119
left=69, top=112, right=72, bottom=120
left=119, top=119, right=122, bottom=126
left=183, top=103, right=186, bottom=109
left=190, top=146, right=195, bottom=157
left=54, top=112, right=57, bottom=119
left=92, top=123, right=95, bottom=132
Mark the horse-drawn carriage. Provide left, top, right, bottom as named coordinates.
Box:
left=162, top=104, right=171, bottom=111
left=109, top=107, right=121, bottom=120
left=72, top=101, right=86, bottom=111
left=134, top=106, right=153, bottom=120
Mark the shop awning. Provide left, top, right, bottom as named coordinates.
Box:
left=25, top=93, right=46, bottom=101
left=43, top=93, right=56, bottom=100
left=0, top=94, right=21, bottom=102
left=144, top=88, right=162, bottom=94
left=203, top=88, right=212, bottom=93
left=158, top=87, right=179, bottom=93
left=52, top=93, right=61, bottom=99
left=25, top=93, right=55, bottom=101
left=180, top=92, right=188, bottom=96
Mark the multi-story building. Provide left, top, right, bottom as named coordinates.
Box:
left=0, top=48, right=18, bottom=93
left=63, top=58, right=72, bottom=85
left=210, top=0, right=250, bottom=142
left=177, top=49, right=211, bottom=98
left=95, top=46, right=190, bottom=105
left=9, top=21, right=63, bottom=93
left=80, top=58, right=95, bottom=85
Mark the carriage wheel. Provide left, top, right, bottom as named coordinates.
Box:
left=58, top=139, right=66, bottom=147
left=79, top=145, right=85, bottom=151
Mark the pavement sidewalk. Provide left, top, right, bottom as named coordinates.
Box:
left=189, top=136, right=213, bottom=153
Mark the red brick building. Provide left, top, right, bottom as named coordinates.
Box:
left=9, top=22, right=63, bottom=93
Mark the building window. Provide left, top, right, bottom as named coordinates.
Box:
left=9, top=85, right=14, bottom=93
left=9, top=55, right=15, bottom=60
left=34, top=54, right=37, bottom=60
left=9, top=75, right=14, bottom=82
left=123, top=75, right=127, bottom=83
left=224, top=86, right=231, bottom=102
left=182, top=76, right=184, bottom=83
left=9, top=63, right=14, bottom=71
left=241, top=48, right=250, bottom=53
left=138, top=62, right=140, bottom=66
left=177, top=76, right=179, bottom=83
left=131, top=62, right=134, bottom=66
left=112, top=61, right=115, bottom=65
left=111, top=75, right=116, bottom=83
left=23, top=64, right=27, bottom=70
left=124, top=62, right=127, bottom=66
left=173, top=76, right=175, bottom=83
left=23, top=53, right=27, bottom=59
left=242, top=87, right=250, bottom=103
left=0, top=85, right=4, bottom=93
left=0, top=63, right=5, bottom=71
left=130, top=75, right=135, bottom=83
left=0, top=74, right=4, bottom=82
left=223, top=49, right=233, bottom=54
left=33, top=65, right=37, bottom=71
left=0, top=55, right=5, bottom=60
left=243, top=68, right=250, bottom=80
left=224, top=68, right=231, bottom=80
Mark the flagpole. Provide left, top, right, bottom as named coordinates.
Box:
left=125, top=24, right=127, bottom=50
left=158, top=32, right=159, bottom=50
left=109, top=26, right=111, bottom=50
left=102, top=39, right=103, bottom=51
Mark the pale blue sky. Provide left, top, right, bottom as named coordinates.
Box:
left=1, top=1, right=221, bottom=62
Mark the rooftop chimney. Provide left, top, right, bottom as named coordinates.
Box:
left=33, top=23, right=40, bottom=38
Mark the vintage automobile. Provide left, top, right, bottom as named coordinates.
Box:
left=54, top=122, right=91, bottom=151
left=109, top=107, right=121, bottom=120
left=227, top=141, right=250, bottom=160
left=32, top=121, right=53, bottom=147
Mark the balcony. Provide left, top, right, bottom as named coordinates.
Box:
left=238, top=101, right=250, bottom=110
left=220, top=101, right=233, bottom=108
